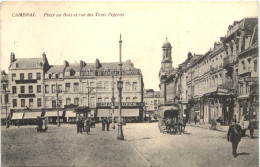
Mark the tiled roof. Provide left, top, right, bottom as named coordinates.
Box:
left=12, top=58, right=43, bottom=68
left=65, top=63, right=81, bottom=72
left=47, top=65, right=64, bottom=73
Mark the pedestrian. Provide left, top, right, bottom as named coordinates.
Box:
left=86, top=118, right=91, bottom=134
left=102, top=117, right=106, bottom=131
left=249, top=121, right=254, bottom=139
left=78, top=117, right=83, bottom=134
left=76, top=117, right=80, bottom=134
left=42, top=117, right=48, bottom=132
left=37, top=116, right=43, bottom=132
left=106, top=117, right=110, bottom=131
left=194, top=114, right=197, bottom=125
left=227, top=119, right=242, bottom=158
left=17, top=120, right=20, bottom=128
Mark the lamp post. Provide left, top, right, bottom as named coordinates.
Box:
left=117, top=34, right=124, bottom=140
left=111, top=74, right=115, bottom=129
left=56, top=82, right=60, bottom=127
left=4, top=80, right=9, bottom=128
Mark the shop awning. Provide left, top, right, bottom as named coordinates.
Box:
left=23, top=112, right=42, bottom=119
left=65, top=110, right=76, bottom=118
left=11, top=113, right=24, bottom=120
left=159, top=106, right=179, bottom=111
left=97, top=109, right=139, bottom=117
left=238, top=94, right=250, bottom=99
left=45, top=111, right=63, bottom=117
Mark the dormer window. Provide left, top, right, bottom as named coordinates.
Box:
left=70, top=69, right=75, bottom=76
left=55, top=73, right=58, bottom=79
left=49, top=73, right=52, bottom=79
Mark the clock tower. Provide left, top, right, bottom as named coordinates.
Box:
left=161, top=38, right=172, bottom=71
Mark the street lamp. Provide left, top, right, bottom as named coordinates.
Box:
left=117, top=34, right=124, bottom=140
left=111, top=74, right=115, bottom=129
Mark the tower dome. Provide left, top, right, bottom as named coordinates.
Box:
left=162, top=38, right=172, bottom=48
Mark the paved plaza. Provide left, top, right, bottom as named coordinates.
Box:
left=1, top=123, right=259, bottom=167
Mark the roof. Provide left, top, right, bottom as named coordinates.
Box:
left=47, top=65, right=64, bottom=73
left=12, top=58, right=44, bottom=68
left=1, top=70, right=8, bottom=81
left=162, top=38, right=172, bottom=48
left=65, top=63, right=81, bottom=72
left=144, top=90, right=160, bottom=98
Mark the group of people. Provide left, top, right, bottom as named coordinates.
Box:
left=102, top=117, right=111, bottom=131
left=36, top=117, right=48, bottom=133
left=76, top=116, right=91, bottom=134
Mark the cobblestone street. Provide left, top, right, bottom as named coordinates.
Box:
left=2, top=123, right=259, bottom=167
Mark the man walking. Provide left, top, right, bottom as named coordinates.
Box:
left=106, top=117, right=110, bottom=131
left=194, top=114, right=197, bottom=125
left=227, top=120, right=242, bottom=158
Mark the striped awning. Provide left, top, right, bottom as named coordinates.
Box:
left=11, top=113, right=24, bottom=120
left=23, top=112, right=42, bottom=119
left=65, top=110, right=76, bottom=118
left=97, top=109, right=139, bottom=117
left=45, top=111, right=63, bottom=117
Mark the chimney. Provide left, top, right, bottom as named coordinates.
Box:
left=80, top=60, right=83, bottom=67
left=95, top=59, right=102, bottom=69
left=42, top=52, right=46, bottom=61
left=10, top=52, right=15, bottom=64
left=64, top=60, right=69, bottom=67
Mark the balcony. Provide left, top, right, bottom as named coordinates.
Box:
left=18, top=94, right=36, bottom=98
left=15, top=79, right=38, bottom=84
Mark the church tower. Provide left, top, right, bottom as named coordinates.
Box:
left=161, top=38, right=172, bottom=71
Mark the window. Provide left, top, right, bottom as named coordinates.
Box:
left=52, top=84, right=56, bottom=93
left=36, top=73, right=41, bottom=80
left=13, top=99, right=17, bottom=108
left=52, top=100, right=56, bottom=108
left=126, top=97, right=130, bottom=102
left=20, top=86, right=25, bottom=94
left=20, top=73, right=24, bottom=80
left=254, top=60, right=257, bottom=72
left=90, top=97, right=95, bottom=107
left=59, top=100, right=62, bottom=107
left=55, top=74, right=58, bottom=79
left=104, top=82, right=109, bottom=91
left=98, top=97, right=102, bottom=103
left=29, top=86, right=33, bottom=93
left=133, top=82, right=137, bottom=91
left=66, top=98, right=71, bottom=105
left=90, top=82, right=95, bottom=88
left=29, top=99, right=33, bottom=107
left=74, top=98, right=79, bottom=105
left=58, top=84, right=62, bottom=92
left=49, top=74, right=52, bottom=79
left=12, top=86, right=16, bottom=94
left=37, top=85, right=41, bottom=93
left=125, top=82, right=130, bottom=91
left=21, top=99, right=25, bottom=107
left=12, top=74, right=16, bottom=81
left=28, top=73, right=32, bottom=80
left=73, top=83, right=79, bottom=92
left=37, top=98, right=42, bottom=107
left=65, top=83, right=70, bottom=92
left=241, top=60, right=246, bottom=70
left=70, top=69, right=75, bottom=76
left=82, top=82, right=87, bottom=92
left=45, top=85, right=49, bottom=93
left=97, top=82, right=102, bottom=90
left=104, top=97, right=109, bottom=102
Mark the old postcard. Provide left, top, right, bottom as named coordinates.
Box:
left=0, top=1, right=259, bottom=167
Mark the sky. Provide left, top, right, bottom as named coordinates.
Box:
left=0, top=1, right=258, bottom=91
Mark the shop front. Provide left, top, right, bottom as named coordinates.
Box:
left=96, top=102, right=143, bottom=122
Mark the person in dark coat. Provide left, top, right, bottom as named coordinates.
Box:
left=194, top=114, right=197, bottom=125
left=86, top=118, right=91, bottom=134
left=76, top=117, right=81, bottom=134
left=106, top=117, right=110, bottom=131
left=102, top=118, right=106, bottom=131
left=227, top=120, right=242, bottom=158
left=249, top=121, right=254, bottom=139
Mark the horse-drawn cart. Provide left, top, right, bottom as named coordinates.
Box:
left=158, top=105, right=184, bottom=134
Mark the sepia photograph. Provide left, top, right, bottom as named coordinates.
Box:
left=0, top=1, right=259, bottom=167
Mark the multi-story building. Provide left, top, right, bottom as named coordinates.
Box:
left=143, top=89, right=160, bottom=120
left=1, top=70, right=10, bottom=124
left=8, top=52, right=49, bottom=123
left=8, top=52, right=144, bottom=124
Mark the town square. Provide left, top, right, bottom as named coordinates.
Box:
left=0, top=2, right=259, bottom=167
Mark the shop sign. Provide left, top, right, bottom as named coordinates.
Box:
left=244, top=77, right=258, bottom=82
left=97, top=102, right=142, bottom=107
left=217, top=88, right=229, bottom=93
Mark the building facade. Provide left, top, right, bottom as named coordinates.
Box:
left=1, top=70, right=11, bottom=124
left=143, top=89, right=160, bottom=121
left=7, top=52, right=144, bottom=124
left=160, top=17, right=258, bottom=127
